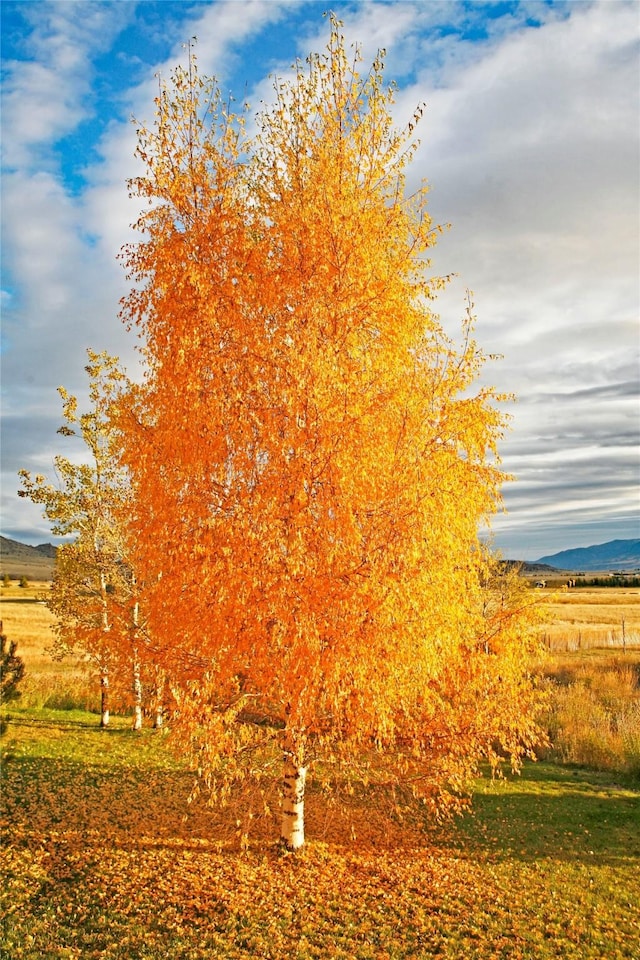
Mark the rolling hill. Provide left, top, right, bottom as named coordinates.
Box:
left=0, top=536, right=57, bottom=580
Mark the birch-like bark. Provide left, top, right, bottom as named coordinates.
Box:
left=153, top=665, right=165, bottom=729
left=131, top=596, right=143, bottom=730
left=100, top=673, right=110, bottom=728
left=132, top=646, right=143, bottom=730
left=281, top=752, right=307, bottom=850
left=99, top=569, right=111, bottom=727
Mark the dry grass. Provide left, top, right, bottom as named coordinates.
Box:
left=1, top=582, right=58, bottom=669
left=0, top=582, right=97, bottom=712
left=538, top=587, right=640, bottom=651
left=527, top=589, right=640, bottom=776
left=537, top=650, right=640, bottom=777
left=4, top=582, right=640, bottom=775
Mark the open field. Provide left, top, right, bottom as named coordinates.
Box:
left=1, top=583, right=59, bottom=672
left=537, top=587, right=640, bottom=652
left=2, top=583, right=640, bottom=957
left=5, top=583, right=640, bottom=669
left=2, top=583, right=640, bottom=767
left=0, top=583, right=94, bottom=712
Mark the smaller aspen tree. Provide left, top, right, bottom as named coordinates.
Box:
left=119, top=22, right=545, bottom=848
left=19, top=351, right=140, bottom=727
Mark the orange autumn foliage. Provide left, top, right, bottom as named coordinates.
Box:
left=118, top=22, right=544, bottom=846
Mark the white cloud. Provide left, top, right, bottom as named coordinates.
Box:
left=387, top=1, right=640, bottom=554
left=2, top=1, right=638, bottom=556
left=1, top=0, right=307, bottom=538
left=2, top=3, right=132, bottom=169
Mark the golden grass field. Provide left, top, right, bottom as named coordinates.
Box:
left=3, top=580, right=640, bottom=684
left=1, top=582, right=58, bottom=668
left=0, top=581, right=91, bottom=710
left=539, top=587, right=640, bottom=651
left=3, top=581, right=640, bottom=770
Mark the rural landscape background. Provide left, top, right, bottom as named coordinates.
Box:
left=1, top=2, right=639, bottom=957
left=2, top=537, right=639, bottom=957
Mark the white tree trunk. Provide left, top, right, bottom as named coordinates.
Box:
left=100, top=673, right=110, bottom=728
left=99, top=570, right=110, bottom=728
left=131, top=597, right=143, bottom=730
left=153, top=666, right=165, bottom=729
left=132, top=646, right=143, bottom=731
left=281, top=754, right=307, bottom=850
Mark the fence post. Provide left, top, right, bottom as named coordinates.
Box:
left=622, top=616, right=626, bottom=654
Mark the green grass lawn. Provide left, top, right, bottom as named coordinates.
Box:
left=1, top=708, right=639, bottom=959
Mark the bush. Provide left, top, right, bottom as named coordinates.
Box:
left=0, top=631, right=25, bottom=712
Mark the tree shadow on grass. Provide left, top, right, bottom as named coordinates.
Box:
left=3, top=712, right=107, bottom=731
left=446, top=761, right=640, bottom=866
left=0, top=597, right=47, bottom=604
left=3, top=718, right=639, bottom=864
left=1, top=749, right=278, bottom=852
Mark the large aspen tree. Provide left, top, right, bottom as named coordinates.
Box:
left=19, top=352, right=141, bottom=727
left=119, top=23, right=543, bottom=848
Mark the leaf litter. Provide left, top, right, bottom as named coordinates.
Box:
left=1, top=713, right=639, bottom=959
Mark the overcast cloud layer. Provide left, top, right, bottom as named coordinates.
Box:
left=1, top=0, right=638, bottom=559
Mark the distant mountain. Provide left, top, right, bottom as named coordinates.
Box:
left=535, top=539, right=640, bottom=572
left=34, top=542, right=57, bottom=558
left=0, top=536, right=57, bottom=580
left=514, top=561, right=560, bottom=574
left=3, top=534, right=640, bottom=581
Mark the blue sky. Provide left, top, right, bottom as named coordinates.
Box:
left=1, top=0, right=638, bottom=559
